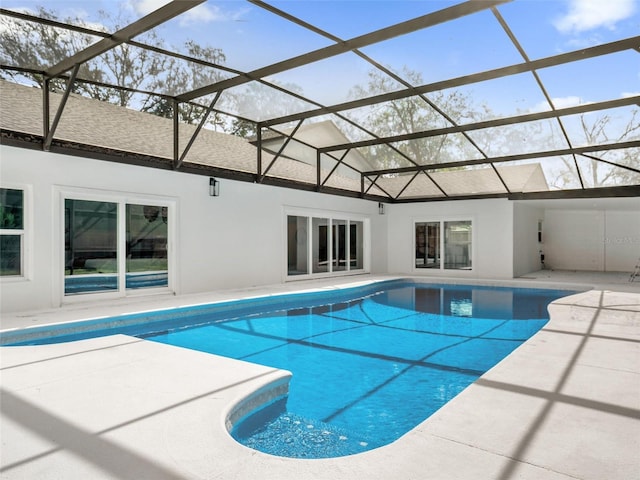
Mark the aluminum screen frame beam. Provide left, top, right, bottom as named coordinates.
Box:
left=263, top=36, right=640, bottom=128
left=362, top=140, right=640, bottom=177
left=319, top=96, right=640, bottom=154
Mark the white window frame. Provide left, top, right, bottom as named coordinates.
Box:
left=413, top=217, right=474, bottom=273
left=54, top=186, right=176, bottom=304
left=283, top=206, right=371, bottom=281
left=0, top=183, right=32, bottom=282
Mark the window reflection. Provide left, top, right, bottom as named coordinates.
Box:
left=0, top=188, right=24, bottom=276
left=126, top=204, right=168, bottom=289
left=444, top=221, right=472, bottom=270
left=415, top=222, right=440, bottom=268
left=333, top=219, right=347, bottom=272
left=65, top=199, right=118, bottom=294
left=350, top=221, right=364, bottom=270
left=313, top=217, right=329, bottom=273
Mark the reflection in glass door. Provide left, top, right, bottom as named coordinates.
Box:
left=287, top=215, right=308, bottom=276
left=444, top=221, right=472, bottom=269
left=333, top=219, right=347, bottom=272
left=126, top=204, right=168, bottom=289
left=65, top=199, right=118, bottom=294
left=350, top=221, right=364, bottom=270
left=415, top=222, right=440, bottom=269
left=313, top=217, right=329, bottom=273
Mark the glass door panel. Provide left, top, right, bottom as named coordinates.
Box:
left=312, top=217, right=329, bottom=273
left=287, top=215, right=308, bottom=276
left=350, top=221, right=364, bottom=270
left=444, top=221, right=472, bottom=269
left=333, top=219, right=347, bottom=272
left=126, top=204, right=168, bottom=289
left=416, top=221, right=440, bottom=268
left=65, top=199, right=118, bottom=295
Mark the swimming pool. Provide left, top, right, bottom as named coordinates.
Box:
left=145, top=283, right=573, bottom=458
left=0, top=280, right=576, bottom=459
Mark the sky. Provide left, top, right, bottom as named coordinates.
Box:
left=1, top=0, right=638, bottom=118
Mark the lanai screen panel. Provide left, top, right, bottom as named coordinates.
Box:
left=0, top=0, right=638, bottom=200
left=0, top=13, right=105, bottom=73
left=435, top=73, right=553, bottom=123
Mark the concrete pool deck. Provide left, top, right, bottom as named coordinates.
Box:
left=1, top=273, right=639, bottom=479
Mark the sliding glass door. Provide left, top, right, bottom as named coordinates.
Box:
left=415, top=220, right=472, bottom=271
left=64, top=197, right=170, bottom=297
left=286, top=212, right=368, bottom=279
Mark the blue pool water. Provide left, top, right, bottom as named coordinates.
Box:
left=0, top=280, right=575, bottom=458
left=142, top=283, right=573, bottom=458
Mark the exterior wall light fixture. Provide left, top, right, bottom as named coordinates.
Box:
left=209, top=177, right=220, bottom=197
left=378, top=202, right=385, bottom=215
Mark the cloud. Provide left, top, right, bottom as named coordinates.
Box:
left=128, top=0, right=172, bottom=16
left=126, top=0, right=248, bottom=25
left=178, top=4, right=224, bottom=26
left=553, top=0, right=637, bottom=33
left=531, top=96, right=583, bottom=112
left=551, top=96, right=584, bottom=109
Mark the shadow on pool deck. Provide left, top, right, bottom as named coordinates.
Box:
left=484, top=290, right=640, bottom=480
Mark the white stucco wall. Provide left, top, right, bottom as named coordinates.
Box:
left=3, top=143, right=637, bottom=315
left=385, top=199, right=515, bottom=279
left=544, top=206, right=640, bottom=272
left=513, top=203, right=544, bottom=277
left=0, top=145, right=383, bottom=313
left=605, top=211, right=640, bottom=272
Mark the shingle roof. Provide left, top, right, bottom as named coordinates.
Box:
left=0, top=80, right=384, bottom=195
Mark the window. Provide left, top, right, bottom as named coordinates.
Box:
left=415, top=220, right=472, bottom=271
left=0, top=188, right=24, bottom=277
left=64, top=195, right=170, bottom=297
left=286, top=212, right=368, bottom=278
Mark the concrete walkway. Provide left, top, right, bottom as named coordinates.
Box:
left=1, top=276, right=639, bottom=479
